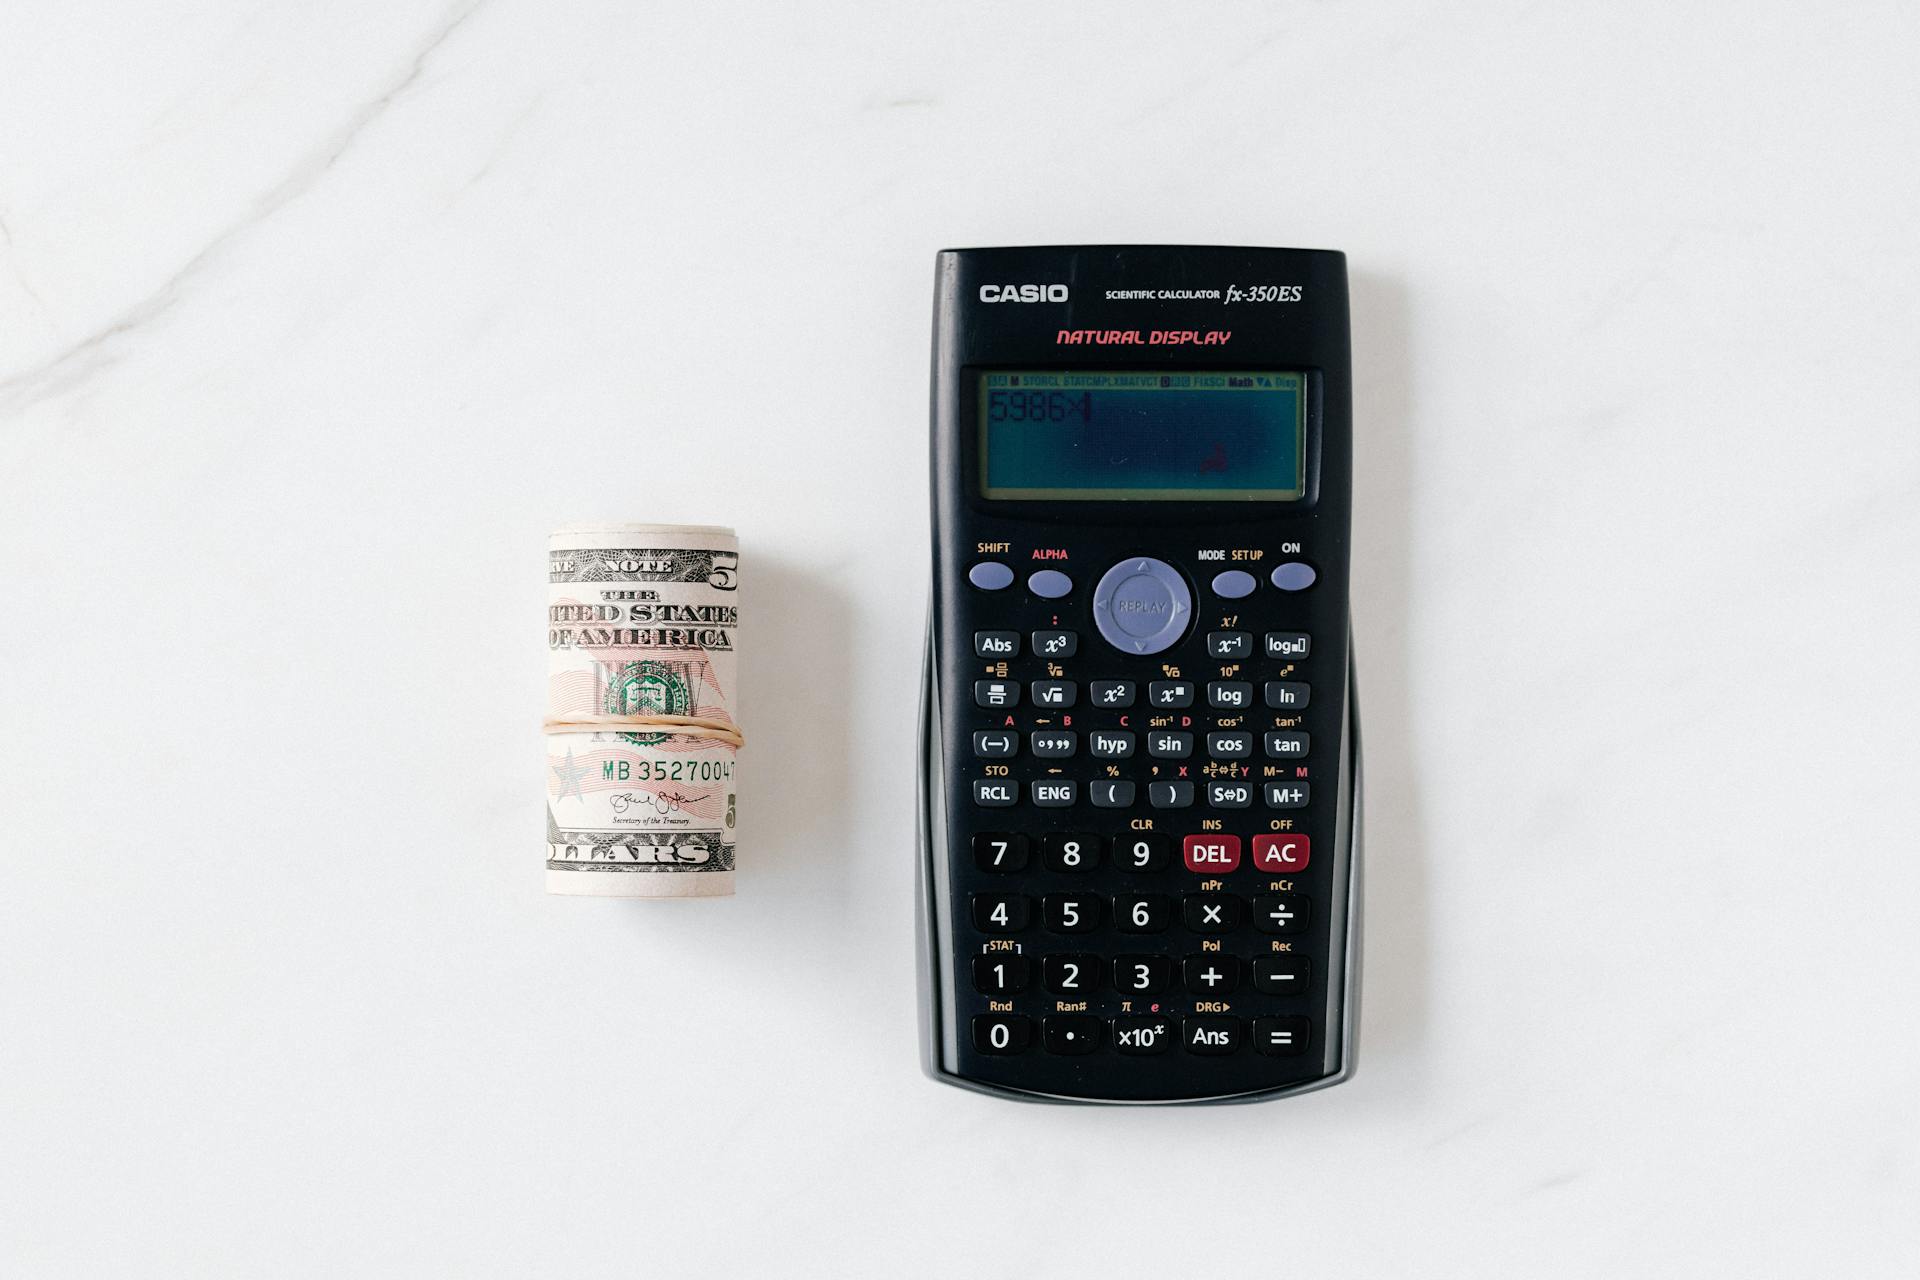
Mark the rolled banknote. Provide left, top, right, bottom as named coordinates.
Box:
left=545, top=524, right=741, bottom=897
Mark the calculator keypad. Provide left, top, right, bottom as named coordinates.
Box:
left=949, top=543, right=1336, bottom=1096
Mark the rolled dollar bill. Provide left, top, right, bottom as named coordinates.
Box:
left=545, top=524, right=741, bottom=897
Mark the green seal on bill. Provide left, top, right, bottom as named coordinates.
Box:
left=604, top=659, right=693, bottom=745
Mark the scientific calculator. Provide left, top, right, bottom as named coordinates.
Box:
left=917, top=245, right=1360, bottom=1104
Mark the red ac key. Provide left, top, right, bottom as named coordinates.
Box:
left=1252, top=834, right=1311, bottom=873
left=1182, top=834, right=1241, bottom=873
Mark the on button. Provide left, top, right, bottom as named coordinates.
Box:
left=1269, top=561, right=1317, bottom=591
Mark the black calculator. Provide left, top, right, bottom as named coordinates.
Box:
left=916, top=245, right=1360, bottom=1104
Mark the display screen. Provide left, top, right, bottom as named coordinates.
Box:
left=978, top=371, right=1306, bottom=501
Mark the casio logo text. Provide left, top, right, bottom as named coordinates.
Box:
left=979, top=284, right=1069, bottom=303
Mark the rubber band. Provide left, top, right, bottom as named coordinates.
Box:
left=542, top=714, right=744, bottom=750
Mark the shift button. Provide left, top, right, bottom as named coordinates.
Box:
left=969, top=561, right=1015, bottom=590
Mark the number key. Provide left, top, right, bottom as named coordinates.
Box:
left=972, top=954, right=1032, bottom=994
left=1044, top=953, right=1099, bottom=994
left=973, top=1015, right=1031, bottom=1055
left=1044, top=893, right=1102, bottom=933
left=971, top=832, right=1029, bottom=873
left=1112, top=954, right=1173, bottom=995
left=972, top=893, right=1031, bottom=933
left=1114, top=893, right=1173, bottom=933
left=1043, top=832, right=1103, bottom=872
left=1111, top=832, right=1172, bottom=871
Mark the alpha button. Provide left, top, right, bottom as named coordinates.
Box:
left=1027, top=569, right=1074, bottom=599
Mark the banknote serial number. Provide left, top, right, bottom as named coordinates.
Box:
left=601, top=759, right=735, bottom=783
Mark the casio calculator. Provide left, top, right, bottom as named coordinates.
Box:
left=917, top=245, right=1359, bottom=1104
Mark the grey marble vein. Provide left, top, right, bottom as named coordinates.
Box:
left=0, top=0, right=488, bottom=416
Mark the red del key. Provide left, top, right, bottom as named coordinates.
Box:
left=1252, top=834, right=1311, bottom=872
left=1182, top=834, right=1241, bottom=873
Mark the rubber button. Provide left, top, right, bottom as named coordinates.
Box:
left=1027, top=569, right=1073, bottom=599
left=1092, top=557, right=1192, bottom=655
left=969, top=561, right=1015, bottom=590
left=1210, top=569, right=1257, bottom=598
left=1269, top=561, right=1317, bottom=591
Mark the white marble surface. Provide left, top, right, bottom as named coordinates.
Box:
left=3, top=2, right=1917, bottom=1275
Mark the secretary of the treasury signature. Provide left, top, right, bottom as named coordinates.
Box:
left=608, top=790, right=701, bottom=818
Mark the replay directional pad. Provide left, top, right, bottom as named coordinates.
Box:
left=1092, top=557, right=1192, bottom=655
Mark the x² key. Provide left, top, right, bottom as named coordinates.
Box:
left=1182, top=834, right=1240, bottom=873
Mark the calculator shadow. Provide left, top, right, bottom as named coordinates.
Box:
left=1346, top=269, right=1432, bottom=1074
left=734, top=556, right=856, bottom=898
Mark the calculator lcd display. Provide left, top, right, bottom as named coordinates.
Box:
left=978, top=371, right=1306, bottom=501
